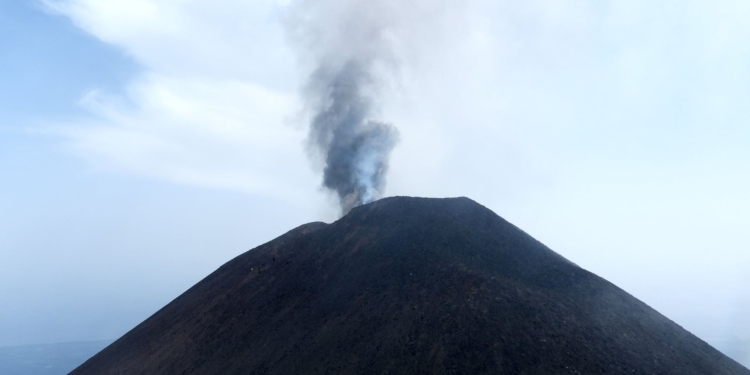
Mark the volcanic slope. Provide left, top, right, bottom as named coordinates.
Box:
left=71, top=197, right=749, bottom=375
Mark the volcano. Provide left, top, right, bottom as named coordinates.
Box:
left=71, top=197, right=749, bottom=374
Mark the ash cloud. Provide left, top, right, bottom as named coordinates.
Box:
left=306, top=59, right=398, bottom=214
left=285, top=0, right=412, bottom=215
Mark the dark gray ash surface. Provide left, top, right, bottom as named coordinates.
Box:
left=71, top=196, right=750, bottom=375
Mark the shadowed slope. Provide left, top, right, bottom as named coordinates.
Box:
left=71, top=197, right=749, bottom=375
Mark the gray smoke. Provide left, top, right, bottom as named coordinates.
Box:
left=286, top=0, right=407, bottom=215
left=306, top=59, right=398, bottom=214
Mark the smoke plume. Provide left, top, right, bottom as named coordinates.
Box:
left=306, top=60, right=398, bottom=214
left=286, top=0, right=408, bottom=215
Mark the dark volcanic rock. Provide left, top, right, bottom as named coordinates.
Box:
left=71, top=197, right=749, bottom=375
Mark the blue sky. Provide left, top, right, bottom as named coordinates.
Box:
left=1, top=0, right=749, bottom=366
left=0, top=1, right=133, bottom=119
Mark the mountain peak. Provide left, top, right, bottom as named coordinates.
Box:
left=72, top=196, right=749, bottom=375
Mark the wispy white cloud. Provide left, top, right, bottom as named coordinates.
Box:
left=66, top=75, right=311, bottom=197
left=42, top=0, right=317, bottom=201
